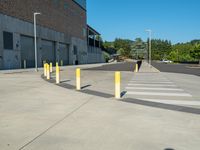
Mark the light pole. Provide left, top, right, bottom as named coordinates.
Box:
left=145, top=29, right=152, bottom=67
left=34, top=12, right=41, bottom=72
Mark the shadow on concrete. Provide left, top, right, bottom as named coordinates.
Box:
left=81, top=84, right=92, bottom=90
left=60, top=80, right=71, bottom=83
left=41, top=74, right=200, bottom=115
left=123, top=98, right=200, bottom=115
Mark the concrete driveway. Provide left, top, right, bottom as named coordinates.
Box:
left=0, top=64, right=200, bottom=150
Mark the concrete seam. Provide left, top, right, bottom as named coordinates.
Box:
left=18, top=97, right=94, bottom=150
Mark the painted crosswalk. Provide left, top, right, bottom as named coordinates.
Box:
left=125, top=73, right=199, bottom=106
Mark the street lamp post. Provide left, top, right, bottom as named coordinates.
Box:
left=34, top=12, right=41, bottom=72
left=146, top=29, right=152, bottom=67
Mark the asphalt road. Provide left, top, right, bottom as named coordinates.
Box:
left=85, top=62, right=136, bottom=72
left=152, top=61, right=200, bottom=76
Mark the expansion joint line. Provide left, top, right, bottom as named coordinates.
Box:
left=18, top=96, right=94, bottom=150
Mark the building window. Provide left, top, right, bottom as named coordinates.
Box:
left=3, top=31, right=13, bottom=50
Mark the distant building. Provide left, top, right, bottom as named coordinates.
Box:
left=0, top=0, right=104, bottom=69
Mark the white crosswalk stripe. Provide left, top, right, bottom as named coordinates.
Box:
left=125, top=73, right=196, bottom=106
left=128, top=84, right=177, bottom=87
left=127, top=91, right=192, bottom=97
left=126, top=87, right=184, bottom=91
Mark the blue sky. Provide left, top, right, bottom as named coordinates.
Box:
left=87, top=0, right=200, bottom=44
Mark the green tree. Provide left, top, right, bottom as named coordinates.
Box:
left=114, top=38, right=132, bottom=57
left=191, top=44, right=200, bottom=64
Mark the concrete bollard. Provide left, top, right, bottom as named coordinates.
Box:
left=24, top=60, right=26, bottom=69
left=135, top=64, right=138, bottom=73
left=61, top=60, right=63, bottom=66
left=76, top=68, right=81, bottom=90
left=46, top=64, right=50, bottom=80
left=50, top=62, right=53, bottom=73
left=44, top=63, right=47, bottom=77
left=56, top=65, right=60, bottom=84
left=115, top=72, right=121, bottom=99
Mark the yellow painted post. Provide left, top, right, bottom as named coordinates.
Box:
left=76, top=68, right=81, bottom=90
left=46, top=64, right=50, bottom=80
left=61, top=60, right=63, bottom=66
left=50, top=62, right=53, bottom=73
left=115, top=72, right=121, bottom=99
left=56, top=62, right=59, bottom=67
left=135, top=64, right=138, bottom=73
left=24, top=60, right=26, bottom=69
left=44, top=63, right=47, bottom=77
left=56, top=65, right=60, bottom=84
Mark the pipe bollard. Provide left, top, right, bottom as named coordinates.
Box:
left=24, top=60, right=26, bottom=69
left=46, top=64, right=50, bottom=80
left=56, top=62, right=59, bottom=67
left=44, top=63, right=47, bottom=77
left=115, top=72, right=121, bottom=99
left=50, top=62, right=53, bottom=73
left=135, top=64, right=138, bottom=73
left=61, top=60, right=63, bottom=66
left=56, top=65, right=60, bottom=84
left=76, top=68, right=81, bottom=90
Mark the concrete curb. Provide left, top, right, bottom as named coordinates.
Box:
left=139, top=61, right=160, bottom=73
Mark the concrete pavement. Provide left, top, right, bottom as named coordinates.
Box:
left=0, top=63, right=200, bottom=150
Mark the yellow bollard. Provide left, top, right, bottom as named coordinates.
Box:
left=56, top=65, right=60, bottom=84
left=61, top=60, right=63, bottom=66
left=76, top=68, right=81, bottom=90
left=56, top=62, right=59, bottom=67
left=50, top=62, right=53, bottom=73
left=115, top=72, right=121, bottom=99
left=46, top=64, right=50, bottom=80
left=44, top=63, right=47, bottom=77
left=135, top=64, right=138, bottom=73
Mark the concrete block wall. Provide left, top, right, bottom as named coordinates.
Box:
left=0, top=14, right=77, bottom=69
left=87, top=46, right=105, bottom=64
left=71, top=37, right=88, bottom=65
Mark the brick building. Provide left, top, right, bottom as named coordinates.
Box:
left=0, top=0, right=104, bottom=69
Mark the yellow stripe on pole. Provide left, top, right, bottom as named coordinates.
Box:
left=50, top=62, right=53, bottom=73
left=115, top=72, right=121, bottom=99
left=56, top=65, right=60, bottom=84
left=135, top=64, right=138, bottom=73
left=76, top=68, right=81, bottom=90
left=47, top=64, right=50, bottom=80
left=44, top=63, right=47, bottom=77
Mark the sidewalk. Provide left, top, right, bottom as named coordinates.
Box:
left=139, top=61, right=160, bottom=73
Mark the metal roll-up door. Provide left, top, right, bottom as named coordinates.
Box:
left=20, top=35, right=35, bottom=68
left=59, top=43, right=69, bottom=65
left=41, top=40, right=55, bottom=64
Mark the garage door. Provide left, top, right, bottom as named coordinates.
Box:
left=41, top=40, right=55, bottom=64
left=58, top=43, right=69, bottom=65
left=20, top=35, right=35, bottom=68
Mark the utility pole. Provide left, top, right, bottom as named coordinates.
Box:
left=34, top=12, right=41, bottom=72
left=146, top=29, right=152, bottom=67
